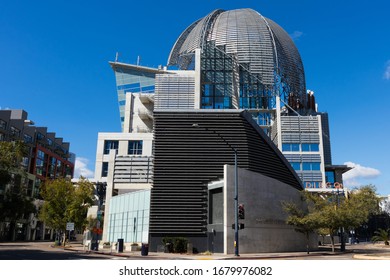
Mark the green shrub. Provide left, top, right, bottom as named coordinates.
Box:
left=162, top=237, right=188, bottom=253
left=173, top=237, right=188, bottom=253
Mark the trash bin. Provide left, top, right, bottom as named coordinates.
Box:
left=90, top=240, right=98, bottom=251
left=117, top=238, right=124, bottom=253
left=141, top=243, right=149, bottom=256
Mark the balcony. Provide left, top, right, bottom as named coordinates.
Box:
left=138, top=109, right=153, bottom=120
left=138, top=94, right=154, bottom=104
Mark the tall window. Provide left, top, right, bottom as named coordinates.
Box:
left=101, top=162, right=109, bottom=177
left=104, top=140, right=119, bottom=154
left=325, top=171, right=335, bottom=184
left=128, top=140, right=143, bottom=155
left=36, top=150, right=44, bottom=176
left=0, top=119, right=7, bottom=130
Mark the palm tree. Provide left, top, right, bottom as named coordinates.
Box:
left=371, top=228, right=390, bottom=245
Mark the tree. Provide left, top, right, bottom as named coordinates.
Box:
left=283, top=185, right=380, bottom=253
left=341, top=185, right=380, bottom=230
left=0, top=141, right=35, bottom=240
left=315, top=186, right=380, bottom=252
left=69, top=178, right=95, bottom=230
left=371, top=228, right=390, bottom=245
left=39, top=177, right=94, bottom=243
left=282, top=194, right=319, bottom=254
left=0, top=141, right=25, bottom=187
left=313, top=197, right=342, bottom=252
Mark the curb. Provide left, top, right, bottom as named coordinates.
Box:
left=353, top=254, right=390, bottom=260
left=63, top=246, right=348, bottom=260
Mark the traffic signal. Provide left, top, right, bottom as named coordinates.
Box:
left=238, top=203, right=245, bottom=219
left=231, top=223, right=245, bottom=230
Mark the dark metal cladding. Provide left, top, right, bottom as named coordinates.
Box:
left=150, top=110, right=303, bottom=237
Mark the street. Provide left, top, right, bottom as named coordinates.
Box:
left=1, top=241, right=389, bottom=260
left=0, top=242, right=126, bottom=260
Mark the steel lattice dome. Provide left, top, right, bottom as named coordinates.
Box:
left=168, top=8, right=307, bottom=106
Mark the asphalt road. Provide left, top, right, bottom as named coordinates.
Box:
left=0, top=242, right=126, bottom=260
left=1, top=241, right=389, bottom=260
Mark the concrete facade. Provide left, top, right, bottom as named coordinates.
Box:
left=223, top=165, right=317, bottom=254
left=94, top=89, right=154, bottom=242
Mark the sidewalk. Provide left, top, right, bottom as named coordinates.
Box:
left=63, top=242, right=390, bottom=260
left=349, top=243, right=390, bottom=260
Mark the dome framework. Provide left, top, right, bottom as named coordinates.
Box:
left=168, top=8, right=307, bottom=117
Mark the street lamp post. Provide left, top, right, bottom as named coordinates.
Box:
left=336, top=188, right=346, bottom=252
left=233, top=149, right=239, bottom=257
left=192, top=124, right=239, bottom=256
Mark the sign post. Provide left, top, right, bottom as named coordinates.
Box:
left=66, top=222, right=74, bottom=243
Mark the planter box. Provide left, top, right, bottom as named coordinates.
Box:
left=130, top=245, right=140, bottom=251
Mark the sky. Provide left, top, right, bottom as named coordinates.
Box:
left=1, top=0, right=389, bottom=195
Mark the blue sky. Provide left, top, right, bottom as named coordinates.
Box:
left=1, top=0, right=389, bottom=194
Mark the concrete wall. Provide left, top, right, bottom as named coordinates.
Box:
left=124, top=93, right=154, bottom=133
left=224, top=165, right=317, bottom=254
left=94, top=132, right=153, bottom=181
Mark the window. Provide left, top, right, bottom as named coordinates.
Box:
left=49, top=157, right=56, bottom=178
left=56, top=160, right=63, bottom=177
left=302, top=162, right=321, bottom=171
left=10, top=126, right=20, bottom=137
left=64, top=164, right=73, bottom=177
left=21, top=157, right=29, bottom=171
left=282, top=143, right=300, bottom=152
left=0, top=119, right=6, bottom=130
left=302, top=162, right=311, bottom=171
left=302, top=143, right=319, bottom=152
left=37, top=150, right=45, bottom=159
left=311, top=162, right=321, bottom=170
left=47, top=138, right=53, bottom=146
left=36, top=132, right=45, bottom=142
left=24, top=134, right=33, bottom=143
left=326, top=171, right=335, bottom=183
left=301, top=144, right=310, bottom=152
left=311, top=144, right=319, bottom=152
left=35, top=150, right=47, bottom=177
left=101, top=162, right=109, bottom=177
left=128, top=140, right=143, bottom=155
left=290, top=162, right=301, bottom=171
left=104, top=140, right=119, bottom=154
left=291, top=144, right=300, bottom=151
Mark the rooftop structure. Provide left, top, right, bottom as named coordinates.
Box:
left=168, top=8, right=309, bottom=116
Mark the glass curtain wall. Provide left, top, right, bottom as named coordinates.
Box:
left=200, top=42, right=274, bottom=130
left=107, top=190, right=150, bottom=243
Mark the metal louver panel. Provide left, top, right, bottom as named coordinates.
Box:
left=113, top=156, right=153, bottom=183
left=154, top=73, right=195, bottom=109
left=210, top=9, right=275, bottom=85
left=150, top=110, right=302, bottom=236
